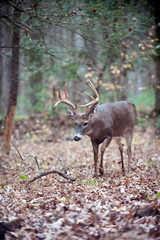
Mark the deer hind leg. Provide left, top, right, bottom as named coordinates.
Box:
left=99, top=136, right=112, bottom=175
left=124, top=133, right=133, bottom=173
left=115, top=137, right=125, bottom=174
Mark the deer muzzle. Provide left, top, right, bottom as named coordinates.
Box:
left=74, top=126, right=83, bottom=141
left=74, top=135, right=82, bottom=141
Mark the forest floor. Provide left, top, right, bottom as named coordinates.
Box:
left=0, top=117, right=160, bottom=240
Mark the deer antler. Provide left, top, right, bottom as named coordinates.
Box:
left=54, top=82, right=78, bottom=115
left=77, top=80, right=99, bottom=108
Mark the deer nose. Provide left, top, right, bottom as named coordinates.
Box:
left=74, top=135, right=81, bottom=141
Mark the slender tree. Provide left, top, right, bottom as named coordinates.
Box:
left=3, top=6, right=20, bottom=153
left=0, top=4, right=11, bottom=114
left=154, top=1, right=160, bottom=115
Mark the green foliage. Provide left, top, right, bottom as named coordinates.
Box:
left=100, top=90, right=116, bottom=104
left=136, top=116, right=149, bottom=126
left=2, top=0, right=155, bottom=117
left=130, top=88, right=155, bottom=112
left=88, top=181, right=98, bottom=186
left=0, top=113, right=5, bottom=120
left=156, top=192, right=160, bottom=198
left=82, top=179, right=100, bottom=186
left=20, top=175, right=29, bottom=179
left=155, top=115, right=160, bottom=129
left=41, top=164, right=48, bottom=169
left=142, top=161, right=157, bottom=166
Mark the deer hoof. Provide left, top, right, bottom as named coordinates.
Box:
left=93, top=172, right=98, bottom=178
left=99, top=168, right=104, bottom=176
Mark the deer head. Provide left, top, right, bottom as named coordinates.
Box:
left=54, top=81, right=99, bottom=141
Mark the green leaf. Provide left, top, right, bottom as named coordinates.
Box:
left=156, top=192, right=160, bottom=198
left=82, top=179, right=88, bottom=183
left=41, top=164, right=48, bottom=169
left=20, top=175, right=29, bottom=179
left=89, top=181, right=98, bottom=186
left=147, top=195, right=151, bottom=199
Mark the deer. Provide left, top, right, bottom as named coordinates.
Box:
left=54, top=81, right=137, bottom=177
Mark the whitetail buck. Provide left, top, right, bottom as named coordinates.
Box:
left=54, top=81, right=137, bottom=176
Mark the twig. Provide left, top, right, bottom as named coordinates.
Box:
left=34, top=156, right=41, bottom=172
left=11, top=141, right=24, bottom=161
left=58, top=156, right=67, bottom=174
left=27, top=169, right=76, bottom=184
left=11, top=142, right=41, bottom=173
left=0, top=45, right=70, bottom=62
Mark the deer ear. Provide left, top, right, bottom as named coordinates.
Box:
left=92, top=104, right=98, bottom=113
left=87, top=104, right=98, bottom=117
left=65, top=108, right=76, bottom=118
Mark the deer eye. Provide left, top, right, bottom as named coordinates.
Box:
left=83, top=121, right=88, bottom=127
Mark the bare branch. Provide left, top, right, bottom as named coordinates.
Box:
left=58, top=25, right=104, bottom=47
left=11, top=141, right=23, bottom=161
left=0, top=45, right=69, bottom=62
left=11, top=142, right=76, bottom=183
left=27, top=170, right=76, bottom=184
left=11, top=142, right=41, bottom=173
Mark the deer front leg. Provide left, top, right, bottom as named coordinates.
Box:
left=91, top=140, right=99, bottom=177
left=99, top=136, right=112, bottom=175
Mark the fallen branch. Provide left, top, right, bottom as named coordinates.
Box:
left=11, top=141, right=76, bottom=183
left=28, top=169, right=76, bottom=184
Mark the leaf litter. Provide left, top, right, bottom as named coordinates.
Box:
left=0, top=119, right=160, bottom=240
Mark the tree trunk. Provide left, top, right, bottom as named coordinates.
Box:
left=0, top=4, right=11, bottom=114
left=3, top=8, right=20, bottom=153
left=155, top=60, right=160, bottom=115
left=154, top=1, right=160, bottom=115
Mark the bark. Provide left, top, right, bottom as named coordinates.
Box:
left=28, top=170, right=76, bottom=184
left=154, top=1, right=160, bottom=115
left=3, top=8, right=20, bottom=153
left=0, top=4, right=11, bottom=114
left=0, top=33, right=2, bottom=110
left=155, top=60, right=160, bottom=115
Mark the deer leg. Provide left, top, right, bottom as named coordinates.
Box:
left=99, top=136, right=112, bottom=175
left=115, top=137, right=125, bottom=174
left=125, top=133, right=133, bottom=173
left=91, top=140, right=99, bottom=177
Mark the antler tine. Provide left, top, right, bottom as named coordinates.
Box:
left=88, top=80, right=99, bottom=99
left=65, top=81, right=68, bottom=99
left=83, top=92, right=95, bottom=101
left=77, top=80, right=99, bottom=108
left=54, top=82, right=78, bottom=115
left=58, top=88, right=62, bottom=100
